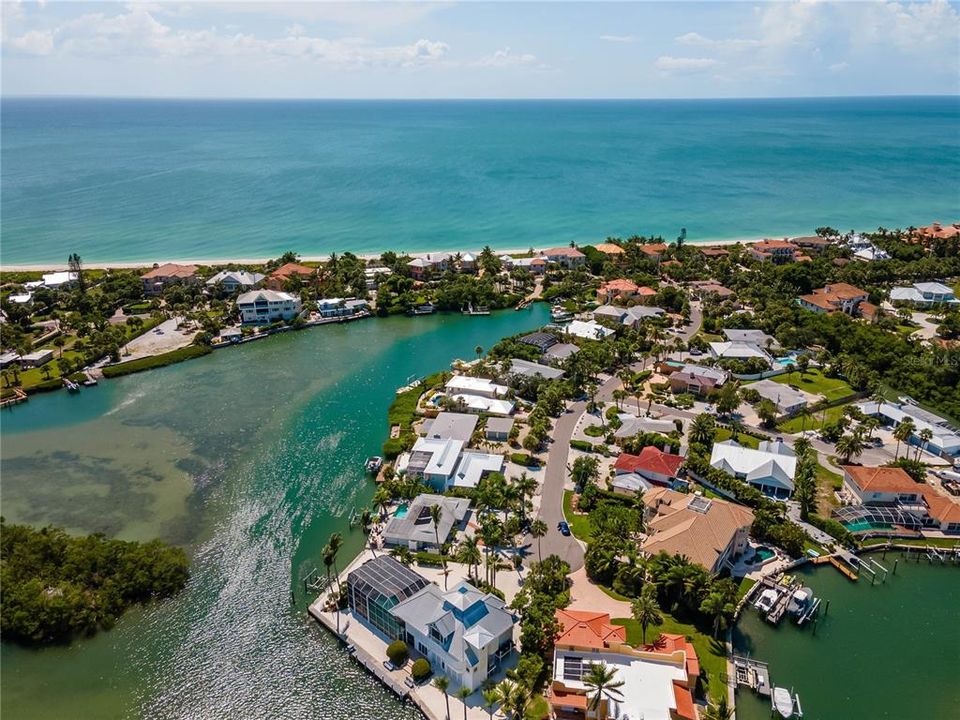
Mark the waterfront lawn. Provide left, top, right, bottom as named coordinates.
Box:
left=714, top=427, right=759, bottom=449
left=770, top=368, right=853, bottom=402
left=525, top=694, right=550, bottom=720
left=736, top=577, right=757, bottom=601
left=562, top=490, right=593, bottom=542
left=612, top=616, right=728, bottom=701
left=102, top=344, right=212, bottom=378
left=861, top=536, right=960, bottom=549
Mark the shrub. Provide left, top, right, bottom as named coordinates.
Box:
left=411, top=658, right=432, bottom=682
left=510, top=453, right=540, bottom=467
left=382, top=437, right=406, bottom=459
left=386, top=640, right=409, bottom=666
left=584, top=424, right=605, bottom=438
left=101, top=344, right=212, bottom=378
left=414, top=551, right=446, bottom=566
left=570, top=439, right=594, bottom=453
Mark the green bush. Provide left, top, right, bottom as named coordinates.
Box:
left=386, top=640, right=409, bottom=666
left=411, top=658, right=432, bottom=682
left=101, top=344, right=212, bottom=378
left=414, top=551, right=446, bottom=566
left=510, top=453, right=540, bottom=467
left=570, top=439, right=594, bottom=452
left=382, top=437, right=406, bottom=459
left=583, top=425, right=606, bottom=438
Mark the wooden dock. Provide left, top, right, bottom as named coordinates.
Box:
left=732, top=655, right=771, bottom=697
left=0, top=387, right=28, bottom=408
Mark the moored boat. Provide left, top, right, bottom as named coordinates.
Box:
left=364, top=456, right=383, bottom=474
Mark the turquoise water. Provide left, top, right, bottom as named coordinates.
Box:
left=394, top=504, right=409, bottom=519
left=734, top=559, right=960, bottom=720
left=3, top=97, right=959, bottom=264
left=0, top=306, right=549, bottom=719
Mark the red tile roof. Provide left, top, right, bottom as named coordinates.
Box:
left=919, top=487, right=960, bottom=524
left=141, top=263, right=198, bottom=280
left=638, top=243, right=669, bottom=256
left=673, top=682, right=697, bottom=720
left=555, top=609, right=626, bottom=649
left=615, top=446, right=684, bottom=478
left=644, top=632, right=701, bottom=682
left=600, top=279, right=640, bottom=294
left=843, top=465, right=917, bottom=493
left=595, top=243, right=625, bottom=255
left=270, top=262, right=316, bottom=279
left=544, top=247, right=586, bottom=258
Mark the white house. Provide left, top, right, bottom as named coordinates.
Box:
left=889, top=282, right=958, bottom=307
left=40, top=271, right=79, bottom=289
left=406, top=436, right=465, bottom=489
left=749, top=379, right=810, bottom=415
left=206, top=270, right=264, bottom=293
left=450, top=451, right=504, bottom=489
left=237, top=289, right=303, bottom=324
left=390, top=580, right=516, bottom=692
left=445, top=376, right=509, bottom=399
left=708, top=341, right=774, bottom=366
left=855, top=400, right=960, bottom=458
left=709, top=438, right=797, bottom=498
left=565, top=320, right=615, bottom=340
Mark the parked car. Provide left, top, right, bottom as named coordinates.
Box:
left=558, top=521, right=571, bottom=536
left=383, top=660, right=397, bottom=672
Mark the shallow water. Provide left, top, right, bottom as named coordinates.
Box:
left=1, top=306, right=549, bottom=719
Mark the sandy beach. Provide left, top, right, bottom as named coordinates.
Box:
left=0, top=236, right=766, bottom=272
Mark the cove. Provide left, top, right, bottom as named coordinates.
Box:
left=0, top=305, right=549, bottom=720
left=733, top=558, right=960, bottom=720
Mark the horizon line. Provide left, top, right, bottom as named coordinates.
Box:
left=3, top=93, right=959, bottom=102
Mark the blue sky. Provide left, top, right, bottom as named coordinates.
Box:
left=2, top=1, right=958, bottom=98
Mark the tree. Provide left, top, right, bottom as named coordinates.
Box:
left=583, top=662, right=625, bottom=720
left=835, top=431, right=867, bottom=464
left=715, top=382, right=741, bottom=416
left=796, top=353, right=810, bottom=376
left=689, top=413, right=716, bottom=447
left=430, top=504, right=449, bottom=589
left=372, top=486, right=392, bottom=519
left=68, top=253, right=86, bottom=294
left=530, top=519, right=548, bottom=562
left=481, top=688, right=499, bottom=720
left=793, top=455, right=818, bottom=520
left=630, top=585, right=663, bottom=644
left=456, top=535, right=482, bottom=582
left=495, top=678, right=529, bottom=719
left=700, top=581, right=737, bottom=638
left=53, top=336, right=66, bottom=358
left=756, top=398, right=778, bottom=427
left=702, top=695, right=734, bottom=720
left=433, top=676, right=451, bottom=720
left=893, top=418, right=915, bottom=460
left=475, top=345, right=483, bottom=360
left=455, top=686, right=471, bottom=720
left=327, top=532, right=343, bottom=591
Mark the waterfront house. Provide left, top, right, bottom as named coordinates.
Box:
left=595, top=242, right=625, bottom=258
left=39, top=271, right=79, bottom=289
left=544, top=342, right=580, bottom=363
left=141, top=263, right=199, bottom=296
left=791, top=235, right=835, bottom=253
left=422, top=412, right=478, bottom=443
left=445, top=375, right=509, bottom=399
left=614, top=446, right=685, bottom=488
left=749, top=378, right=809, bottom=416
left=640, top=487, right=754, bottom=574
left=889, top=282, right=958, bottom=307
left=594, top=304, right=666, bottom=329
left=519, top=331, right=559, bottom=353
left=513, top=257, right=547, bottom=275
left=364, top=265, right=390, bottom=290
left=844, top=234, right=891, bottom=262
left=506, top=358, right=565, bottom=381
left=20, top=349, right=53, bottom=368
left=0, top=352, right=21, bottom=368
left=448, top=394, right=515, bottom=416
left=347, top=555, right=431, bottom=640
left=853, top=400, right=960, bottom=459
left=484, top=417, right=515, bottom=442
left=797, top=282, right=869, bottom=315
left=699, top=247, right=729, bottom=259
left=749, top=239, right=798, bottom=263
left=407, top=253, right=453, bottom=280
left=317, top=297, right=369, bottom=318
left=205, top=270, right=264, bottom=294
left=498, top=255, right=515, bottom=269
left=709, top=438, right=797, bottom=498
left=548, top=608, right=698, bottom=720
left=459, top=252, right=477, bottom=272
left=842, top=465, right=923, bottom=506
left=450, top=451, right=505, bottom=489
left=637, top=243, right=669, bottom=261
left=237, top=289, right=303, bottom=324
left=566, top=319, right=615, bottom=341
left=406, top=436, right=465, bottom=489
left=264, top=262, right=316, bottom=290
left=391, top=580, right=517, bottom=692
left=542, top=247, right=586, bottom=269
left=382, top=494, right=471, bottom=551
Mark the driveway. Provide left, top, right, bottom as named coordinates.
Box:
left=537, top=375, right=620, bottom=571
left=679, top=300, right=703, bottom=342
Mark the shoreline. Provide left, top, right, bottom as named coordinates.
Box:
left=0, top=236, right=767, bottom=272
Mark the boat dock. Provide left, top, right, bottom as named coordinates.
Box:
left=0, top=387, right=28, bottom=408
left=732, top=655, right=771, bottom=697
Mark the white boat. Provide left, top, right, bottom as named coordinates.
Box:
left=364, top=456, right=383, bottom=473
left=772, top=687, right=796, bottom=718
left=787, top=587, right=813, bottom=617
left=550, top=306, right=574, bottom=322
left=754, top=588, right=779, bottom=613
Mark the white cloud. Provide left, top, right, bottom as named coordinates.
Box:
left=599, top=34, right=635, bottom=43
left=474, top=47, right=539, bottom=68
left=828, top=61, right=849, bottom=73
left=655, top=56, right=719, bottom=73
left=4, top=6, right=450, bottom=68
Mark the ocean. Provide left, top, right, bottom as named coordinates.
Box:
left=2, top=96, right=958, bottom=266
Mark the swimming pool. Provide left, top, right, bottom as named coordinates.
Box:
left=394, top=503, right=409, bottom=519
left=748, top=546, right=776, bottom=564
left=842, top=519, right=891, bottom=533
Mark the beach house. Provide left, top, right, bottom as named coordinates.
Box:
left=565, top=319, right=615, bottom=341
left=264, top=262, right=315, bottom=290
left=421, top=412, right=478, bottom=443
left=888, top=282, right=958, bottom=307
left=236, top=289, right=303, bottom=324
left=141, top=263, right=199, bottom=296
left=382, top=494, right=471, bottom=551
left=513, top=257, right=547, bottom=275
left=404, top=436, right=504, bottom=490
left=407, top=254, right=453, bottom=280
left=749, top=239, right=798, bottom=263
left=640, top=488, right=754, bottom=574
left=542, top=247, right=586, bottom=269
left=709, top=438, right=797, bottom=498
left=205, top=270, right=264, bottom=294
left=390, top=580, right=517, bottom=692
left=548, top=608, right=698, bottom=720
left=797, top=283, right=869, bottom=315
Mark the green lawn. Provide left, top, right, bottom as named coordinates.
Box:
left=562, top=490, right=593, bottom=542
left=736, top=577, right=757, bottom=602
left=525, top=694, right=550, bottom=720
left=861, top=536, right=960, bottom=549
left=612, top=616, right=728, bottom=700
left=777, top=402, right=851, bottom=434
left=770, top=368, right=853, bottom=402
left=714, top=427, right=760, bottom=449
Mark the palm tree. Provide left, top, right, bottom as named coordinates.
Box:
left=689, top=413, right=716, bottom=447
left=53, top=336, right=66, bottom=358
left=372, top=486, right=392, bottom=520
left=328, top=532, right=343, bottom=591
left=835, top=431, right=867, bottom=464
left=475, top=345, right=483, bottom=360
left=456, top=535, right=482, bottom=582
left=433, top=676, right=451, bottom=720
left=701, top=695, right=734, bottom=720
left=513, top=473, right=537, bottom=525
left=530, top=519, right=548, bottom=562
left=893, top=418, right=915, bottom=460
left=430, top=504, right=448, bottom=589
left=583, top=662, right=625, bottom=720
left=630, top=586, right=663, bottom=644
left=495, top=678, right=529, bottom=719
left=455, top=686, right=471, bottom=720
left=481, top=687, right=499, bottom=720
left=700, top=587, right=736, bottom=638
left=917, top=427, right=933, bottom=461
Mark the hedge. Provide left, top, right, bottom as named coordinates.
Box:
left=570, top=440, right=594, bottom=453
left=411, top=658, right=432, bottom=682
left=386, top=640, right=409, bottom=666
left=510, top=453, right=541, bottom=467
left=414, top=551, right=446, bottom=566
left=102, top=344, right=212, bottom=378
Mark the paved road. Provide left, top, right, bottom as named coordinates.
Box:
left=678, top=300, right=703, bottom=342
left=536, top=375, right=620, bottom=571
